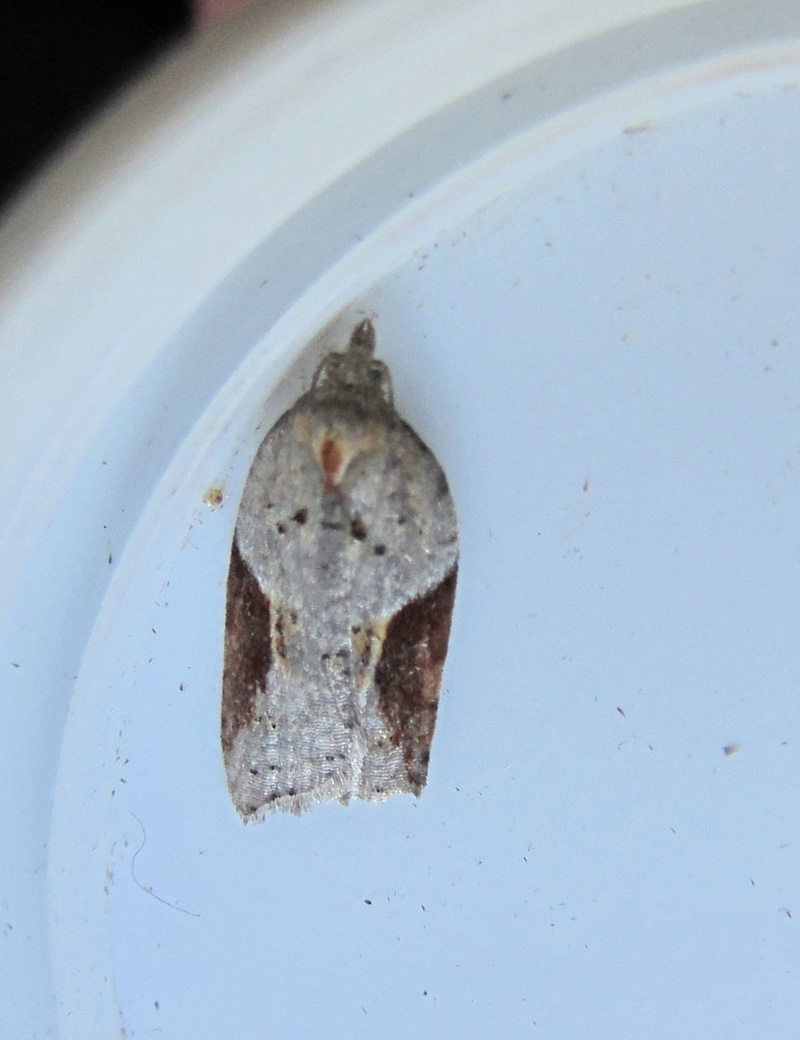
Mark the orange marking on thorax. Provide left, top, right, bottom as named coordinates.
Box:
left=319, top=437, right=343, bottom=491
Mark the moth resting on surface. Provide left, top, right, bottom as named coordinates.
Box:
left=222, top=320, right=458, bottom=818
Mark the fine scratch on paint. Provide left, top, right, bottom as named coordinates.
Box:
left=222, top=319, right=458, bottom=819
left=128, top=813, right=200, bottom=917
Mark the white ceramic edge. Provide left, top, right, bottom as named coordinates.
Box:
left=273, top=42, right=800, bottom=351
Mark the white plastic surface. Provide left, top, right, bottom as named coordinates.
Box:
left=1, top=1, right=800, bottom=1038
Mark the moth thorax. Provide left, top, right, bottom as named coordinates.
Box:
left=296, top=413, right=387, bottom=491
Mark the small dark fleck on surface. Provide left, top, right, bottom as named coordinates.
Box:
left=373, top=544, right=386, bottom=556
left=350, top=518, right=368, bottom=540
left=276, top=523, right=286, bottom=534
left=364, top=898, right=372, bottom=905
left=292, top=508, right=308, bottom=524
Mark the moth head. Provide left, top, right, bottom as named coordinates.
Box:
left=311, top=320, right=393, bottom=406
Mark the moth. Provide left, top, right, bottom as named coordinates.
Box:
left=222, top=320, right=458, bottom=818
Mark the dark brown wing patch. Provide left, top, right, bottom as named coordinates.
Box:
left=374, top=566, right=458, bottom=792
left=221, top=538, right=272, bottom=754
